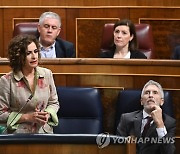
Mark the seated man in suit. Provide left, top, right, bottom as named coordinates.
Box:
left=116, top=80, right=176, bottom=154
left=172, top=45, right=180, bottom=59
left=38, top=11, right=75, bottom=58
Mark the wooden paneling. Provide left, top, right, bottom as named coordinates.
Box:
left=66, top=8, right=129, bottom=56
left=0, top=0, right=180, bottom=6
left=0, top=9, right=3, bottom=58
left=13, top=18, right=39, bottom=26
left=130, top=8, right=180, bottom=59
left=0, top=135, right=179, bottom=154
left=140, top=19, right=180, bottom=59
left=176, top=136, right=180, bottom=154
left=1, top=7, right=180, bottom=58
left=76, top=18, right=119, bottom=58
left=0, top=141, right=136, bottom=154
left=0, top=58, right=180, bottom=135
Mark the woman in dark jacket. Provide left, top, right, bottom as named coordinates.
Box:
left=100, top=19, right=147, bottom=59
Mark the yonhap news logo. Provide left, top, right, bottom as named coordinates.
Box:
left=96, top=132, right=127, bottom=148
left=96, top=133, right=175, bottom=148
left=96, top=132, right=110, bottom=148
left=96, top=133, right=129, bottom=148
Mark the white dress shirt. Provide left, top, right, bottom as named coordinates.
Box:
left=141, top=110, right=167, bottom=138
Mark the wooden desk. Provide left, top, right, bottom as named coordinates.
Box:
left=176, top=136, right=180, bottom=154
left=0, top=134, right=136, bottom=154
left=1, top=58, right=179, bottom=88
left=0, top=58, right=180, bottom=134
left=0, top=58, right=180, bottom=86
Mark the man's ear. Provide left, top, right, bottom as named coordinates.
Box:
left=140, top=98, right=143, bottom=106
left=160, top=98, right=164, bottom=106
left=37, top=24, right=41, bottom=33
left=56, top=27, right=61, bottom=37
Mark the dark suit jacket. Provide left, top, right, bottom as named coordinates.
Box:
left=172, top=46, right=180, bottom=59
left=99, top=50, right=147, bottom=59
left=116, top=110, right=176, bottom=154
left=55, top=38, right=75, bottom=58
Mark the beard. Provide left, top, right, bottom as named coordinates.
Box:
left=143, top=103, right=157, bottom=114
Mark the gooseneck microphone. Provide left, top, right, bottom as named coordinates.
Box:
left=0, top=95, right=33, bottom=134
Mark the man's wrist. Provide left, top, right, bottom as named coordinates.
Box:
left=156, top=120, right=164, bottom=128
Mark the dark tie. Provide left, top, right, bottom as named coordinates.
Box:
left=142, top=117, right=153, bottom=137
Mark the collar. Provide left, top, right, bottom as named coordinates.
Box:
left=124, top=51, right=131, bottom=59
left=35, top=66, right=46, bottom=78
left=39, top=38, right=56, bottom=50
left=13, top=71, right=24, bottom=81
left=142, top=110, right=151, bottom=119
left=13, top=66, right=45, bottom=81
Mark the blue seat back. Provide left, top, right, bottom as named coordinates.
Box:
left=54, top=87, right=103, bottom=134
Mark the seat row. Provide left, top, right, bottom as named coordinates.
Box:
left=53, top=87, right=174, bottom=134
left=13, top=22, right=155, bottom=58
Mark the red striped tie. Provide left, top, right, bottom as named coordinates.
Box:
left=142, top=117, right=153, bottom=137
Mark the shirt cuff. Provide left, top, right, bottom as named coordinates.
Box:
left=45, top=108, right=59, bottom=126
left=156, top=126, right=167, bottom=138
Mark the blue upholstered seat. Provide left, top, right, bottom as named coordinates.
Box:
left=115, top=90, right=174, bottom=132
left=54, top=87, right=103, bottom=134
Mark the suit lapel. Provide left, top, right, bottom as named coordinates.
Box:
left=55, top=39, right=66, bottom=58
left=134, top=111, right=143, bottom=138
left=55, top=41, right=62, bottom=58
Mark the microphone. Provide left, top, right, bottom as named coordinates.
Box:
left=0, top=95, right=33, bottom=134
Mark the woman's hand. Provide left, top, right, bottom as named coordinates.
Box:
left=20, top=111, right=50, bottom=126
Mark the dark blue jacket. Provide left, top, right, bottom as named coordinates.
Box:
left=99, top=50, right=147, bottom=59
left=55, top=38, right=75, bottom=58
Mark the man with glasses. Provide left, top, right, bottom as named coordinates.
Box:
left=38, top=11, right=75, bottom=58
